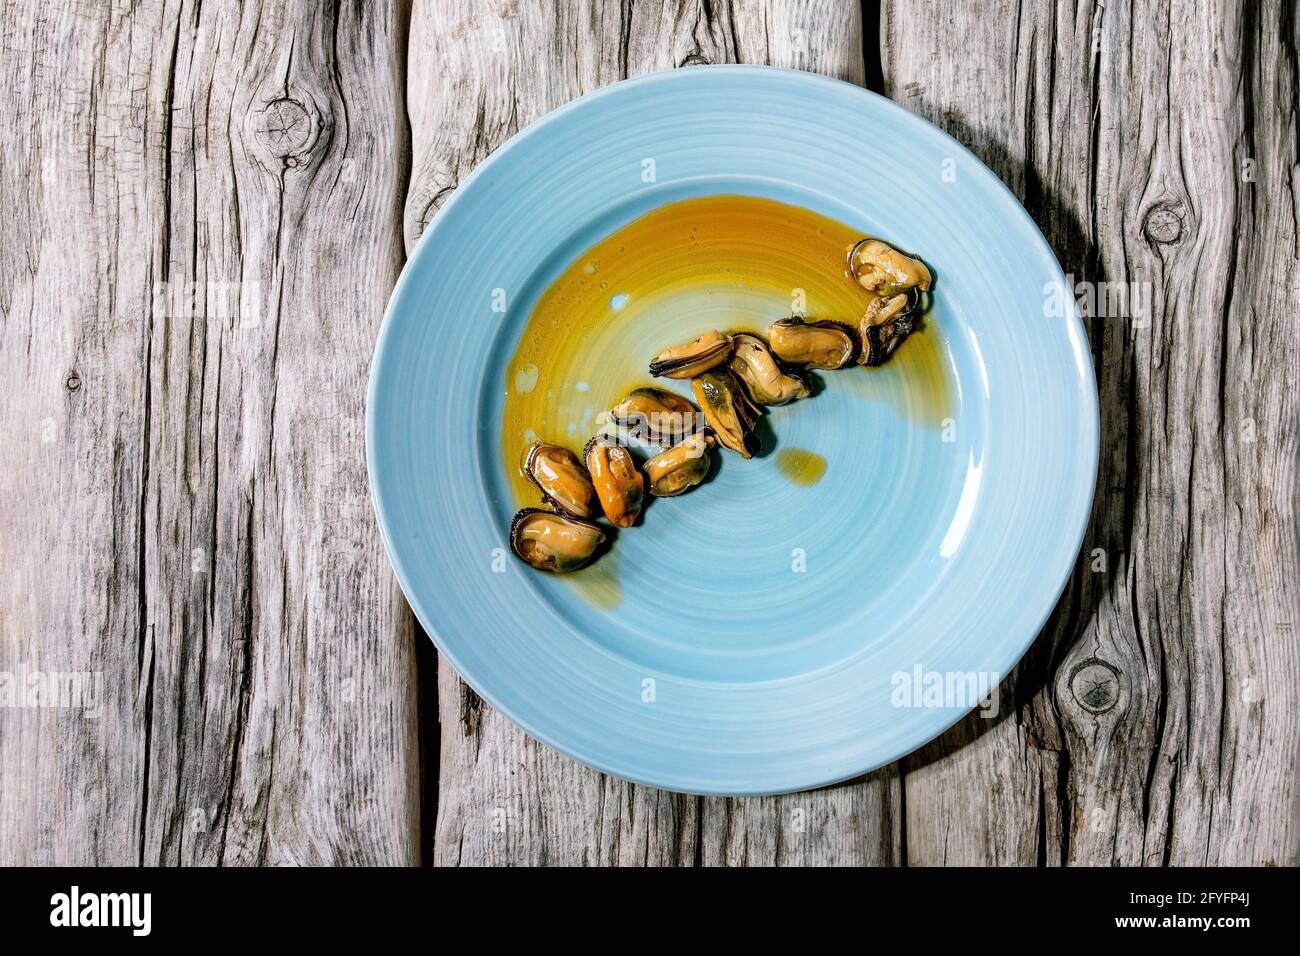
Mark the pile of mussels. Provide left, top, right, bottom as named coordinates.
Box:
left=509, top=238, right=933, bottom=573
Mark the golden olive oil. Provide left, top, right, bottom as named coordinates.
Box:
left=775, top=447, right=828, bottom=487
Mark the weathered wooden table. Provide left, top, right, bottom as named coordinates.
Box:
left=2, top=1, right=1295, bottom=866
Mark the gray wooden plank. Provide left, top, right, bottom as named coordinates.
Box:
left=8, top=0, right=1290, bottom=870
left=0, top=0, right=420, bottom=864
left=408, top=0, right=903, bottom=866
left=882, top=0, right=1300, bottom=865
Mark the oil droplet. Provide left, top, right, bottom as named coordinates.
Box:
left=514, top=363, right=539, bottom=394
left=776, top=447, right=827, bottom=486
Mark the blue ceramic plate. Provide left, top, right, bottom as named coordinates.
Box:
left=368, top=66, right=1097, bottom=795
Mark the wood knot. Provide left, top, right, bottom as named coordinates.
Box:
left=254, top=98, right=315, bottom=158
left=1068, top=658, right=1124, bottom=714
left=65, top=372, right=81, bottom=392
left=1142, top=202, right=1185, bottom=245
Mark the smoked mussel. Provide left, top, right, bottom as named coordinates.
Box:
left=858, top=288, right=921, bottom=366
left=765, top=318, right=857, bottom=370
left=648, top=330, right=733, bottom=379
left=848, top=238, right=933, bottom=297
left=643, top=433, right=714, bottom=497
left=522, top=442, right=597, bottom=519
left=583, top=436, right=645, bottom=528
left=509, top=508, right=605, bottom=573
left=728, top=333, right=810, bottom=406
left=847, top=238, right=930, bottom=366
left=692, top=368, right=761, bottom=458
left=609, top=386, right=701, bottom=446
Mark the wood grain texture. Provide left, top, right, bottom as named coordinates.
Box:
left=408, top=0, right=906, bottom=867
left=3, top=0, right=1294, bottom=868
left=0, top=0, right=420, bottom=864
left=882, top=0, right=1299, bottom=866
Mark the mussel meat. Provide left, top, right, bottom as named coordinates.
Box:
left=509, top=508, right=605, bottom=573
left=858, top=288, right=920, bottom=366
left=522, top=442, right=596, bottom=519
left=728, top=333, right=810, bottom=405
left=848, top=238, right=932, bottom=297
left=583, top=436, right=644, bottom=528
left=648, top=330, right=733, bottom=379
left=643, top=433, right=714, bottom=497
left=609, top=386, right=702, bottom=446
left=691, top=368, right=761, bottom=458
left=765, top=318, right=856, bottom=370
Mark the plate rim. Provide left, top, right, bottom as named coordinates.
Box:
left=367, top=64, right=1100, bottom=796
